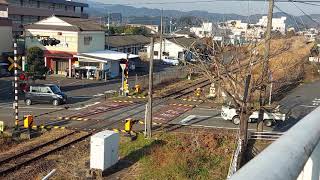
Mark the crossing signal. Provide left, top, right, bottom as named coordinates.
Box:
left=41, top=38, right=60, bottom=46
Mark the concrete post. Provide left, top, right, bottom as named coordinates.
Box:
left=44, top=56, right=47, bottom=67
left=22, top=56, right=25, bottom=72
left=68, top=58, right=72, bottom=78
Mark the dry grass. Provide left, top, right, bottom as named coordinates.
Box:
left=254, top=37, right=313, bottom=85
left=119, top=132, right=236, bottom=180
left=0, top=130, right=236, bottom=180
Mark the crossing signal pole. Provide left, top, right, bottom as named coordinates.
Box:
left=124, top=54, right=129, bottom=96
left=11, top=35, right=60, bottom=138
left=12, top=37, right=20, bottom=138
left=146, top=37, right=154, bottom=138
left=120, top=54, right=129, bottom=96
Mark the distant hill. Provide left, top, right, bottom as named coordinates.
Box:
left=83, top=0, right=320, bottom=29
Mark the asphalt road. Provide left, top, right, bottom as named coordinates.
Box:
left=0, top=64, right=178, bottom=127
left=1, top=72, right=319, bottom=133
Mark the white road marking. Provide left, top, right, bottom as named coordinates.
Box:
left=70, top=96, right=92, bottom=99
left=195, top=107, right=220, bottom=111
left=93, top=94, right=104, bottom=97
left=72, top=102, right=101, bottom=110
left=179, top=115, right=222, bottom=125
left=299, top=105, right=317, bottom=108
left=181, top=124, right=256, bottom=131
left=0, top=106, right=63, bottom=110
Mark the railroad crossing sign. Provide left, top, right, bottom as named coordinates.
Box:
left=8, top=57, right=22, bottom=71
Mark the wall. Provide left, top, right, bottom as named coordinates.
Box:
left=77, top=31, right=105, bottom=53
left=0, top=25, right=12, bottom=54
left=25, top=30, right=105, bottom=54
left=25, top=29, right=78, bottom=53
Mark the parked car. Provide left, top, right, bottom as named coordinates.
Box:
left=221, top=105, right=286, bottom=127
left=25, top=84, right=67, bottom=106
left=0, top=63, right=11, bottom=77
left=162, top=57, right=179, bottom=66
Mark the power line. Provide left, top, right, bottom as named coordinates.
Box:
left=295, top=1, right=320, bottom=6
left=288, top=0, right=320, bottom=27
left=274, top=4, right=305, bottom=30
left=102, top=0, right=320, bottom=6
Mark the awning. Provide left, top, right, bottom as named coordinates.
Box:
left=74, top=50, right=139, bottom=63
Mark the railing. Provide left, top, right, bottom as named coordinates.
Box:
left=230, top=106, right=320, bottom=180
left=249, top=131, right=283, bottom=141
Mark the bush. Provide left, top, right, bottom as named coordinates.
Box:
left=26, top=47, right=48, bottom=75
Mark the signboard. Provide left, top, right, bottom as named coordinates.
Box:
left=309, top=57, right=320, bottom=63
left=8, top=57, right=21, bottom=71
left=120, top=63, right=126, bottom=70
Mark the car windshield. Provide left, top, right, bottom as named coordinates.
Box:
left=50, top=85, right=61, bottom=93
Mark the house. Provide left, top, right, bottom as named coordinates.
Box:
left=3, top=0, right=88, bottom=35
left=172, top=29, right=194, bottom=38
left=127, top=24, right=159, bottom=34
left=105, top=35, right=151, bottom=55
left=190, top=22, right=213, bottom=38
left=0, top=17, right=12, bottom=55
left=25, top=15, right=104, bottom=76
left=145, top=36, right=199, bottom=60
left=256, top=16, right=287, bottom=35
left=24, top=15, right=137, bottom=78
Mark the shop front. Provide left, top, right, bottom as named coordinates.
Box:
left=44, top=51, right=77, bottom=78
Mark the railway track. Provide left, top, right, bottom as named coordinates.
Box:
left=0, top=78, right=213, bottom=175
left=0, top=130, right=91, bottom=176
left=72, top=78, right=211, bottom=132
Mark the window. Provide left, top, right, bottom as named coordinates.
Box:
left=22, top=15, right=38, bottom=24
left=55, top=3, right=65, bottom=10
left=31, top=86, right=39, bottom=93
left=163, top=52, right=169, bottom=56
left=84, top=36, right=92, bottom=45
left=154, top=51, right=159, bottom=56
left=8, top=0, right=21, bottom=6
left=9, top=15, right=22, bottom=24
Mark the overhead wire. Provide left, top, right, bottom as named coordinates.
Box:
left=102, top=0, right=320, bottom=6
left=274, top=4, right=304, bottom=31
left=288, top=0, right=320, bottom=27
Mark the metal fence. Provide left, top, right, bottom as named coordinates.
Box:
left=135, top=67, right=188, bottom=89
left=230, top=106, right=320, bottom=180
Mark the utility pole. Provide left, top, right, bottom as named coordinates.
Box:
left=238, top=74, right=251, bottom=168
left=159, top=9, right=163, bottom=61
left=257, top=0, right=274, bottom=132
left=107, top=12, right=110, bottom=31
left=169, top=17, right=172, bottom=34
left=146, top=37, right=154, bottom=138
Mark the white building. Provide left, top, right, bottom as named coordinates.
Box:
left=145, top=37, right=198, bottom=60
left=256, top=16, right=287, bottom=35
left=25, top=16, right=137, bottom=78
left=190, top=22, right=213, bottom=38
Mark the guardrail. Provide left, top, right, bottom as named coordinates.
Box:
left=249, top=131, right=283, bottom=141
left=230, top=106, right=320, bottom=180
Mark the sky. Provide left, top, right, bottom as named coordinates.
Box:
left=94, top=0, right=320, bottom=16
